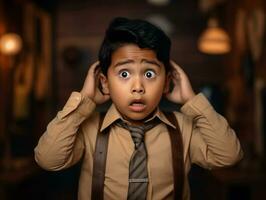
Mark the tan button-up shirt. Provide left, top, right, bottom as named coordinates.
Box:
left=34, top=92, right=243, bottom=200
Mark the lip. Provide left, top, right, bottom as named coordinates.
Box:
left=129, top=99, right=146, bottom=112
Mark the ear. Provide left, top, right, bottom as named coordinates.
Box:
left=163, top=72, right=171, bottom=94
left=99, top=73, right=110, bottom=95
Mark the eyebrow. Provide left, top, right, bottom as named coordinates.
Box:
left=114, top=59, right=161, bottom=68
left=114, top=59, right=134, bottom=68
left=141, top=59, right=161, bottom=68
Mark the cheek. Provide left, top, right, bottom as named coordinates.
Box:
left=149, top=77, right=166, bottom=91
left=150, top=88, right=164, bottom=101
left=146, top=81, right=165, bottom=100
left=108, top=80, right=128, bottom=101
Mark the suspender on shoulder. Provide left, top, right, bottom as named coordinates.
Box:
left=91, top=113, right=110, bottom=200
left=164, top=112, right=185, bottom=200
left=91, top=112, right=184, bottom=200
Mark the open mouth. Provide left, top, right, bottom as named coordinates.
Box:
left=129, top=100, right=146, bottom=112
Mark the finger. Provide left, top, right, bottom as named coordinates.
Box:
left=170, top=60, right=185, bottom=75
left=171, top=69, right=180, bottom=83
left=89, top=61, right=100, bottom=75
left=170, top=60, right=181, bottom=69
left=169, top=61, right=180, bottom=78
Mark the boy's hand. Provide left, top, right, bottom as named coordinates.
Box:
left=80, top=61, right=110, bottom=104
left=165, top=60, right=195, bottom=105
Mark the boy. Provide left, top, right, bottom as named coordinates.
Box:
left=34, top=17, right=243, bottom=200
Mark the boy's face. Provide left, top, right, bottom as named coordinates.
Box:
left=100, top=44, right=169, bottom=124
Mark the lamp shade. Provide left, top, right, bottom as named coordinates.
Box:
left=198, top=18, right=231, bottom=54
left=0, top=33, right=22, bottom=55
left=147, top=0, right=170, bottom=6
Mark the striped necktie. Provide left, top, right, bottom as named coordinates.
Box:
left=117, top=120, right=157, bottom=200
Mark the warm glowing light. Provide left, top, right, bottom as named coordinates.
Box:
left=147, top=0, right=170, bottom=6
left=198, top=18, right=231, bottom=54
left=0, top=33, right=22, bottom=55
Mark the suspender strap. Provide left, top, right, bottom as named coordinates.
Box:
left=164, top=112, right=185, bottom=200
left=91, top=113, right=110, bottom=200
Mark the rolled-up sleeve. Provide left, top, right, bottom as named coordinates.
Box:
left=34, top=92, right=96, bottom=171
left=181, top=93, right=243, bottom=169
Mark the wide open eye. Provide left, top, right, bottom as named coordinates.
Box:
left=119, top=70, right=130, bottom=79
left=144, top=70, right=156, bottom=79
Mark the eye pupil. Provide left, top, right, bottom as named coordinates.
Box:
left=122, top=72, right=128, bottom=77
left=145, top=71, right=155, bottom=78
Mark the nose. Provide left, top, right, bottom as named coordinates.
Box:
left=132, top=77, right=145, bottom=94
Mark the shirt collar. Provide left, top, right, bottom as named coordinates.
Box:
left=100, top=104, right=176, bottom=132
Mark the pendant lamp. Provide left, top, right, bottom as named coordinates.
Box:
left=198, top=18, right=231, bottom=54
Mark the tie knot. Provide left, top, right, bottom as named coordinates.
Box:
left=116, top=119, right=158, bottom=148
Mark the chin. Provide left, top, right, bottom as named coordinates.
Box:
left=123, top=110, right=156, bottom=122
left=124, top=113, right=147, bottom=121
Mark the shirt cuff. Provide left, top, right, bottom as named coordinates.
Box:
left=57, top=92, right=96, bottom=119
left=180, top=93, right=212, bottom=117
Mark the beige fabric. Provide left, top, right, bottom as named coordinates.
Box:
left=34, top=92, right=243, bottom=200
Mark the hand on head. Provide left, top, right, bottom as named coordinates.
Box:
left=165, top=60, right=195, bottom=105
left=80, top=61, right=110, bottom=104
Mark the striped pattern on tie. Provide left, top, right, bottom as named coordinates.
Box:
left=117, top=120, right=157, bottom=200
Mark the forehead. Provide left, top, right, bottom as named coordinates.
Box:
left=111, top=44, right=158, bottom=62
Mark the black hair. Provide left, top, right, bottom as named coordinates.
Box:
left=98, top=17, right=171, bottom=75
